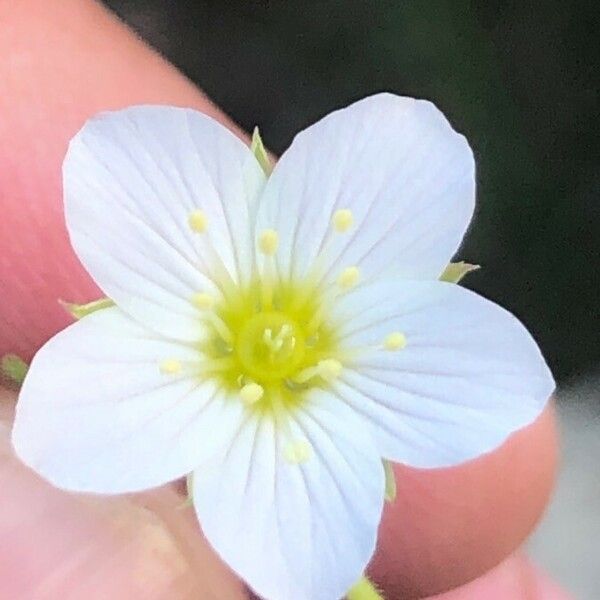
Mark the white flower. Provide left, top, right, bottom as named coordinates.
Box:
left=12, top=94, right=554, bottom=600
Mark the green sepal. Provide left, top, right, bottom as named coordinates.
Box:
left=251, top=127, right=273, bottom=175
left=439, top=261, right=480, bottom=284
left=60, top=297, right=115, bottom=320
left=383, top=459, right=396, bottom=502
left=1, top=353, right=29, bottom=386
left=347, top=576, right=385, bottom=600
left=178, top=473, right=194, bottom=510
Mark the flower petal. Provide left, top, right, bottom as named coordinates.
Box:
left=12, top=308, right=245, bottom=493
left=64, top=106, right=266, bottom=340
left=255, top=93, right=475, bottom=285
left=192, top=397, right=384, bottom=600
left=329, top=280, right=555, bottom=468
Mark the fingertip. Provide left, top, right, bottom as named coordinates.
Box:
left=527, top=562, right=574, bottom=600
left=370, top=401, right=559, bottom=598
left=0, top=0, right=241, bottom=361
left=0, top=389, right=245, bottom=599
left=426, top=554, right=573, bottom=600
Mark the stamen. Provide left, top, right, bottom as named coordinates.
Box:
left=317, top=358, right=342, bottom=380
left=302, top=209, right=354, bottom=287
left=292, top=365, right=318, bottom=384
left=261, top=266, right=275, bottom=310
left=191, top=292, right=215, bottom=310
left=258, top=229, right=279, bottom=309
left=332, top=209, right=354, bottom=233
left=240, top=382, right=264, bottom=405
left=205, top=312, right=234, bottom=345
left=383, top=332, right=407, bottom=351
left=284, top=440, right=312, bottom=464
left=289, top=276, right=319, bottom=316
left=293, top=358, right=342, bottom=384
left=159, top=359, right=182, bottom=375
left=258, top=229, right=279, bottom=255
left=190, top=242, right=240, bottom=309
left=337, top=266, right=360, bottom=289
left=305, top=301, right=328, bottom=335
left=188, top=209, right=208, bottom=233
left=198, top=356, right=235, bottom=374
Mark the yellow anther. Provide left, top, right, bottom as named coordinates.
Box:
left=159, top=359, right=182, bottom=375
left=317, top=358, right=343, bottom=380
left=293, top=358, right=342, bottom=385
left=337, top=266, right=360, bottom=289
left=384, top=332, right=407, bottom=351
left=284, top=440, right=312, bottom=464
left=191, top=292, right=214, bottom=310
left=188, top=209, right=208, bottom=233
left=332, top=209, right=354, bottom=232
left=240, top=382, right=264, bottom=405
left=258, top=229, right=279, bottom=255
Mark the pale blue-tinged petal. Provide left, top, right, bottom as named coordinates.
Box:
left=255, top=93, right=475, bottom=285
left=192, top=395, right=384, bottom=600
left=12, top=308, right=245, bottom=493
left=64, top=106, right=266, bottom=341
left=328, top=280, right=555, bottom=467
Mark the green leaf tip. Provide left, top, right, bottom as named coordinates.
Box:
left=347, top=576, right=385, bottom=600
left=383, top=459, right=397, bottom=502
left=440, top=261, right=480, bottom=284
left=60, top=297, right=115, bottom=320
left=1, top=353, right=29, bottom=386
left=251, top=126, right=273, bottom=175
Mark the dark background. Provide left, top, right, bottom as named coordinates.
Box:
left=103, top=0, right=599, bottom=385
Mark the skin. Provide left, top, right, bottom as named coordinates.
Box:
left=0, top=1, right=570, bottom=598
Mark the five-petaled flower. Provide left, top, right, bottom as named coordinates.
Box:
left=12, top=94, right=554, bottom=600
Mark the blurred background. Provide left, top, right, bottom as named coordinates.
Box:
left=102, top=1, right=599, bottom=596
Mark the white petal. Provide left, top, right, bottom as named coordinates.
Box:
left=64, top=106, right=266, bottom=340
left=255, top=93, right=475, bottom=285
left=329, top=280, right=555, bottom=468
left=12, top=308, right=245, bottom=493
left=193, top=396, right=384, bottom=600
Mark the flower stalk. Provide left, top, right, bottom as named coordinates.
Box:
left=347, top=577, right=384, bottom=600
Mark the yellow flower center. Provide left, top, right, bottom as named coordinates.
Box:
left=158, top=209, right=408, bottom=431
left=200, top=277, right=338, bottom=413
